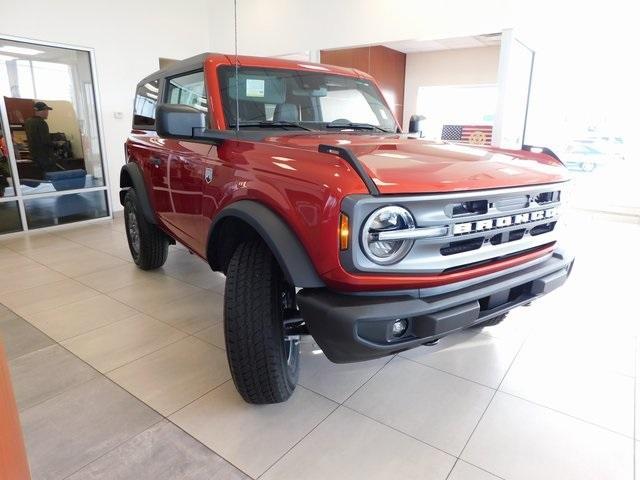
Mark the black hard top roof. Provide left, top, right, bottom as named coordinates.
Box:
left=137, top=53, right=215, bottom=87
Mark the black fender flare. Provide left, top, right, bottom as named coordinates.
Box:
left=119, top=163, right=156, bottom=224
left=209, top=200, right=325, bottom=288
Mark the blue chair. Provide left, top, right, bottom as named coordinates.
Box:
left=44, top=169, right=87, bottom=191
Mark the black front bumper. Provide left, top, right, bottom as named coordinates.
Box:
left=297, top=249, right=574, bottom=363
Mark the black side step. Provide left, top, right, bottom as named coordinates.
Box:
left=318, top=144, right=380, bottom=196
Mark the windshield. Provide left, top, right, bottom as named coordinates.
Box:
left=218, top=66, right=397, bottom=133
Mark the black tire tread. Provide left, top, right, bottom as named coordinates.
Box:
left=124, top=189, right=168, bottom=270
left=224, top=240, right=297, bottom=404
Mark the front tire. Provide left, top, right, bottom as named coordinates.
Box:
left=124, top=189, right=169, bottom=270
left=224, top=240, right=300, bottom=404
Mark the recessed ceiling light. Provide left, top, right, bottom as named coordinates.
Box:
left=0, top=54, right=17, bottom=62
left=0, top=45, right=44, bottom=56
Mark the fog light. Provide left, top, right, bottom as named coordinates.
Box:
left=391, top=318, right=409, bottom=337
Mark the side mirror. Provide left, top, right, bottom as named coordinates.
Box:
left=156, top=104, right=206, bottom=138
left=408, top=114, right=426, bottom=137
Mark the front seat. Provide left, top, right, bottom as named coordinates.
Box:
left=273, top=103, right=299, bottom=122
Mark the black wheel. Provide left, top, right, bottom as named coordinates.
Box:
left=472, top=312, right=508, bottom=328
left=123, top=189, right=169, bottom=270
left=224, top=240, right=300, bottom=404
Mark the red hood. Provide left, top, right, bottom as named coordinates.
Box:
left=266, top=134, right=569, bottom=194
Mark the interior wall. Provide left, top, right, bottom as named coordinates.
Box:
left=402, top=46, right=500, bottom=128
left=1, top=0, right=514, bottom=213
left=45, top=100, right=83, bottom=159
left=209, top=0, right=512, bottom=56
left=320, top=46, right=406, bottom=124
left=0, top=0, right=210, bottom=210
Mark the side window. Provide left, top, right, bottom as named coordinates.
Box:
left=166, top=70, right=208, bottom=112
left=133, top=80, right=159, bottom=129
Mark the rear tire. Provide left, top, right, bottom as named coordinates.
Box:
left=124, top=189, right=169, bottom=270
left=224, top=240, right=300, bottom=404
left=472, top=312, right=508, bottom=328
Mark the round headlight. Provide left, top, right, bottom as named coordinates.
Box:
left=361, top=206, right=415, bottom=265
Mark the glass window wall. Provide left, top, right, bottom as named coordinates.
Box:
left=0, top=37, right=109, bottom=234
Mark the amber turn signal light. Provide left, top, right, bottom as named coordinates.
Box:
left=339, top=213, right=350, bottom=250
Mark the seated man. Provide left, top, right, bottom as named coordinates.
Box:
left=24, top=101, right=57, bottom=174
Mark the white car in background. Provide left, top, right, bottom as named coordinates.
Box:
left=562, top=137, right=625, bottom=172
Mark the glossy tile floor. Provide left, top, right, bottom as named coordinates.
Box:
left=0, top=210, right=638, bottom=480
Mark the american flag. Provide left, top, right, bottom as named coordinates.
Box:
left=441, top=125, right=493, bottom=145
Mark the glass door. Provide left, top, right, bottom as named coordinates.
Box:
left=0, top=36, right=110, bottom=234
left=0, top=117, right=23, bottom=234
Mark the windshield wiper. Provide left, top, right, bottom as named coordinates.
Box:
left=324, top=122, right=391, bottom=133
left=230, top=121, right=313, bottom=131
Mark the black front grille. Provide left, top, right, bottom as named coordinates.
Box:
left=535, top=191, right=561, bottom=205
left=490, top=228, right=527, bottom=246
left=451, top=200, right=488, bottom=217
left=531, top=221, right=557, bottom=236
left=440, top=238, right=484, bottom=256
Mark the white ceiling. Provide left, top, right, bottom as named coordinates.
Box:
left=0, top=39, right=81, bottom=64
left=383, top=33, right=502, bottom=54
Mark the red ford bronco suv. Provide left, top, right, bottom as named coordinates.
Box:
left=121, top=53, right=574, bottom=404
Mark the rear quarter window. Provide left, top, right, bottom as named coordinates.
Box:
left=133, top=80, right=159, bottom=129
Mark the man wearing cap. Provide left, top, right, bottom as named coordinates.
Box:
left=24, top=101, right=56, bottom=173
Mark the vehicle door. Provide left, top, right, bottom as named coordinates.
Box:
left=164, top=70, right=212, bottom=251
left=130, top=79, right=173, bottom=220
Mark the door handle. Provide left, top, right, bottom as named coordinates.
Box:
left=150, top=156, right=162, bottom=167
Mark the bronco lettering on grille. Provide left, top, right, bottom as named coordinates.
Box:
left=453, top=208, right=557, bottom=235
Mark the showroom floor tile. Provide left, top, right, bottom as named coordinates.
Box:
left=159, top=250, right=228, bottom=291
left=145, top=290, right=224, bottom=334
left=0, top=262, right=66, bottom=295
left=260, top=406, right=455, bottom=480
left=461, top=392, right=633, bottom=480
left=170, top=382, right=338, bottom=478
left=500, top=337, right=635, bottom=436
left=0, top=308, right=54, bottom=360
left=0, top=278, right=99, bottom=317
left=9, top=344, right=98, bottom=411
left=447, top=461, right=501, bottom=480
left=0, top=246, right=38, bottom=269
left=107, top=336, right=230, bottom=416
left=108, top=275, right=202, bottom=314
left=21, top=242, right=96, bottom=265
left=194, top=321, right=226, bottom=350
left=24, top=294, right=138, bottom=342
left=345, top=356, right=494, bottom=456
left=399, top=329, right=522, bottom=388
left=65, top=421, right=248, bottom=480
left=0, top=212, right=638, bottom=480
left=20, top=377, right=162, bottom=480
left=75, top=263, right=161, bottom=293
left=297, top=337, right=392, bottom=403
left=62, top=314, right=187, bottom=373
left=46, top=249, right=129, bottom=278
